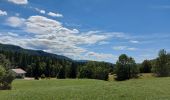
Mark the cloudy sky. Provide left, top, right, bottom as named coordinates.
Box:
left=0, top=0, right=170, bottom=63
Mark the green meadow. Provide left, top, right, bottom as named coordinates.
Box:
left=0, top=75, right=170, bottom=100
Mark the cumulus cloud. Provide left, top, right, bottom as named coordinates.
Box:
left=113, top=46, right=137, bottom=51
left=8, top=0, right=28, bottom=4
left=48, top=12, right=63, bottom=18
left=6, top=16, right=25, bottom=27
left=0, top=10, right=7, bottom=16
left=3, top=15, right=111, bottom=60
left=0, top=33, right=28, bottom=48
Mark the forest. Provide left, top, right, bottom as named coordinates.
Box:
left=0, top=43, right=114, bottom=80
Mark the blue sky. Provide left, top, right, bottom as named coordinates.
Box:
left=0, top=0, right=170, bottom=63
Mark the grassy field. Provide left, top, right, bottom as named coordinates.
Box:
left=1, top=76, right=170, bottom=100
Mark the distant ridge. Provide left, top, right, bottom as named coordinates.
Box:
left=0, top=43, right=72, bottom=61
left=0, top=43, right=115, bottom=64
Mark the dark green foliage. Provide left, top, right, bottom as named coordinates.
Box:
left=0, top=44, right=72, bottom=79
left=0, top=70, right=15, bottom=89
left=115, top=54, right=139, bottom=81
left=0, top=54, right=12, bottom=70
left=34, top=76, right=39, bottom=80
left=78, top=66, right=93, bottom=78
left=152, top=49, right=170, bottom=77
left=0, top=54, right=15, bottom=90
left=0, top=43, right=114, bottom=81
left=57, top=66, right=66, bottom=79
left=67, top=62, right=77, bottom=78
left=140, top=60, right=152, bottom=73
left=78, top=61, right=113, bottom=80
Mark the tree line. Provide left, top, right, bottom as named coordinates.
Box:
left=115, top=49, right=170, bottom=81
left=0, top=49, right=114, bottom=81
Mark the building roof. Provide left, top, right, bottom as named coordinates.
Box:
left=11, top=68, right=26, bottom=74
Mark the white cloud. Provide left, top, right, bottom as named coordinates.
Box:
left=113, top=46, right=137, bottom=51
left=4, top=15, right=147, bottom=62
left=40, top=10, right=46, bottom=14
left=3, top=15, right=110, bottom=61
left=130, top=40, right=139, bottom=44
left=0, top=10, right=7, bottom=16
left=8, top=0, right=28, bottom=4
left=6, top=16, right=25, bottom=27
left=35, top=8, right=46, bottom=14
left=48, top=12, right=63, bottom=18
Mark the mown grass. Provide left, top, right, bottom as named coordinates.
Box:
left=0, top=75, right=170, bottom=100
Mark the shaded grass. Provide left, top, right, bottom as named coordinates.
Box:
left=0, top=76, right=170, bottom=100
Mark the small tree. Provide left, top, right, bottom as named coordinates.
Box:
left=153, top=49, right=170, bottom=77
left=0, top=54, right=15, bottom=90
left=115, top=54, right=139, bottom=81
left=0, top=65, right=15, bottom=90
